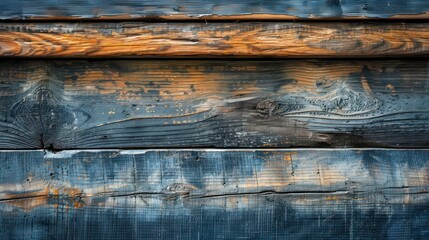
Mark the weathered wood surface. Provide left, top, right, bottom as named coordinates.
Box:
left=0, top=60, right=428, bottom=149
left=1, top=22, right=429, bottom=58
left=1, top=0, right=429, bottom=20
left=0, top=149, right=428, bottom=239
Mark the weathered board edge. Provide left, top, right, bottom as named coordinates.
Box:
left=1, top=0, right=429, bottom=20
left=1, top=12, right=429, bottom=21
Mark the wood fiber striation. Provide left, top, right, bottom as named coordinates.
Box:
left=0, top=60, right=427, bottom=148
left=0, top=22, right=428, bottom=58
left=0, top=149, right=428, bottom=239
left=1, top=0, right=429, bottom=20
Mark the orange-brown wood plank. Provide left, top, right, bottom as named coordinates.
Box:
left=0, top=22, right=428, bottom=58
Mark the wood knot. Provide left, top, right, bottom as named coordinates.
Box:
left=35, top=87, right=53, bottom=101
left=314, top=80, right=380, bottom=115
left=165, top=183, right=197, bottom=196
left=252, top=99, right=281, bottom=119
left=257, top=99, right=278, bottom=111
left=252, top=98, right=301, bottom=119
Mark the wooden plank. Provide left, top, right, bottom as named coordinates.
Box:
left=0, top=60, right=428, bottom=149
left=0, top=22, right=428, bottom=58
left=1, top=0, right=429, bottom=20
left=0, top=149, right=428, bottom=239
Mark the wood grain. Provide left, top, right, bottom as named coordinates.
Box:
left=1, top=0, right=429, bottom=20
left=0, top=60, right=428, bottom=149
left=0, top=22, right=428, bottom=58
left=0, top=149, right=428, bottom=239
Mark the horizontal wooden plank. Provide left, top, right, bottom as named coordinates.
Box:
left=3, top=204, right=428, bottom=239
left=0, top=149, right=428, bottom=239
left=0, top=22, right=428, bottom=58
left=0, top=60, right=428, bottom=149
left=1, top=0, right=429, bottom=20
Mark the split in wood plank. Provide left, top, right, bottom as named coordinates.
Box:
left=1, top=0, right=429, bottom=20
left=0, top=22, right=428, bottom=58
left=0, top=60, right=428, bottom=149
left=0, top=149, right=428, bottom=239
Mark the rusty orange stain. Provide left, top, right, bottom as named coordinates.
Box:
left=51, top=188, right=59, bottom=198
left=284, top=152, right=298, bottom=161
left=3, top=187, right=50, bottom=211
left=73, top=200, right=85, bottom=208
left=325, top=196, right=339, bottom=201
left=361, top=76, right=372, bottom=93
left=2, top=186, right=85, bottom=211
left=386, top=84, right=396, bottom=93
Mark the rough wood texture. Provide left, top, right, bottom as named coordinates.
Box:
left=1, top=22, right=428, bottom=58
left=0, top=60, right=428, bottom=149
left=0, top=149, right=428, bottom=239
left=0, top=0, right=429, bottom=20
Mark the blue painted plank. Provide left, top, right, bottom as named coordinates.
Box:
left=0, top=149, right=428, bottom=239
left=0, top=0, right=428, bottom=19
